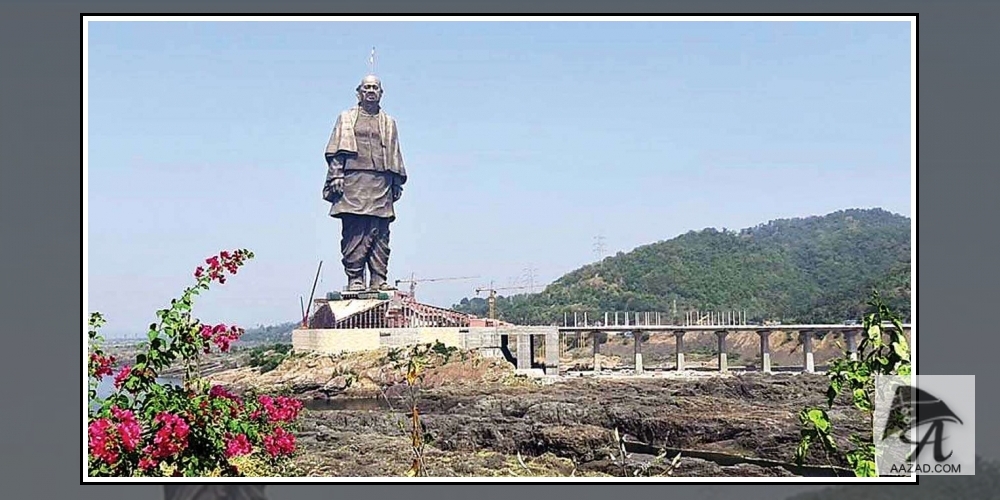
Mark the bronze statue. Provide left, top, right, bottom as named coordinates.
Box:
left=323, top=74, right=407, bottom=292
left=163, top=485, right=268, bottom=500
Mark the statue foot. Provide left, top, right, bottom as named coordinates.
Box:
left=346, top=280, right=366, bottom=292
left=368, top=280, right=394, bottom=292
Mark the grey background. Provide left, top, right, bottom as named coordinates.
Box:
left=874, top=376, right=977, bottom=475
left=916, top=376, right=977, bottom=474
left=1, top=1, right=997, bottom=500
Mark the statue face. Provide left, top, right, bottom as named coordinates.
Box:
left=357, top=76, right=383, bottom=105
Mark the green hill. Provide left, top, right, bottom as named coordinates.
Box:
left=452, top=208, right=911, bottom=325
left=237, top=321, right=298, bottom=345
left=785, top=457, right=1000, bottom=500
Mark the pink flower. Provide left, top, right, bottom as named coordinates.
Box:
left=111, top=407, right=142, bottom=452
left=197, top=249, right=252, bottom=285
left=209, top=385, right=239, bottom=401
left=88, top=418, right=119, bottom=464
left=225, top=434, right=253, bottom=458
left=113, top=365, right=131, bottom=389
left=262, top=427, right=296, bottom=457
left=148, top=412, right=190, bottom=459
left=258, top=395, right=303, bottom=423
left=198, top=323, right=244, bottom=353
left=89, top=353, right=115, bottom=379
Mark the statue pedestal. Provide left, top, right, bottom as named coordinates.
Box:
left=326, top=288, right=398, bottom=301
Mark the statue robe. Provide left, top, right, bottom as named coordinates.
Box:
left=323, top=106, right=406, bottom=221
left=322, top=105, right=407, bottom=288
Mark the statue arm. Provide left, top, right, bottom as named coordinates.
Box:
left=323, top=154, right=345, bottom=201
left=325, top=153, right=345, bottom=181
left=391, top=172, right=403, bottom=201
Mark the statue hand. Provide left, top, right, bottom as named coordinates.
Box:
left=323, top=178, right=344, bottom=202
left=391, top=184, right=402, bottom=201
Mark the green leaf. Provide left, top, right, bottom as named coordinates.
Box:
left=853, top=389, right=872, bottom=412
left=892, top=341, right=909, bottom=360
left=822, top=433, right=839, bottom=451
left=854, top=460, right=877, bottom=477
left=795, top=435, right=812, bottom=465
left=806, top=408, right=830, bottom=432
left=866, top=324, right=880, bottom=338
left=825, top=386, right=839, bottom=408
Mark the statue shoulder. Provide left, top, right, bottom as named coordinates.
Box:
left=382, top=111, right=399, bottom=127
left=334, top=107, right=359, bottom=125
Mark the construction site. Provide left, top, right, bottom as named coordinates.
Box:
left=302, top=275, right=517, bottom=330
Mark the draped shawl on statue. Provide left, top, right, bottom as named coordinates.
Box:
left=325, top=106, right=407, bottom=183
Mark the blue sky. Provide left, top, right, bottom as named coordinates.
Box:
left=86, top=20, right=912, bottom=336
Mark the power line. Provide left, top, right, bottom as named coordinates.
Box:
left=593, top=234, right=607, bottom=260
left=522, top=265, right=538, bottom=293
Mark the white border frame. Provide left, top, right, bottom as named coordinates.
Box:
left=83, top=14, right=918, bottom=484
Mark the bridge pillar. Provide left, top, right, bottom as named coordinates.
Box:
left=592, top=331, right=601, bottom=373
left=517, top=333, right=532, bottom=370
left=844, top=330, right=859, bottom=361
left=801, top=330, right=815, bottom=373
left=757, top=330, right=771, bottom=373
left=544, top=331, right=559, bottom=375
left=716, top=330, right=729, bottom=372
left=674, top=331, right=685, bottom=371
left=634, top=330, right=644, bottom=374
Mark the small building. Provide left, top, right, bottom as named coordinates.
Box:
left=294, top=289, right=530, bottom=360
left=468, top=316, right=514, bottom=328
left=306, top=289, right=480, bottom=330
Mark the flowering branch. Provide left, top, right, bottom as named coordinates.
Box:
left=87, top=248, right=303, bottom=477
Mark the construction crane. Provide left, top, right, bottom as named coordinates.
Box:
left=394, top=274, right=479, bottom=301
left=474, top=283, right=532, bottom=321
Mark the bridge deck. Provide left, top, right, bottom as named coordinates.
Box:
left=556, top=323, right=910, bottom=332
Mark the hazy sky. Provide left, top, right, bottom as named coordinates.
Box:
left=86, top=19, right=912, bottom=336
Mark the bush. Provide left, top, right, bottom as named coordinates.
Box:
left=248, top=344, right=293, bottom=373
left=87, top=249, right=303, bottom=477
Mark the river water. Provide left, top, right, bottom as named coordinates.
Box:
left=90, top=374, right=183, bottom=411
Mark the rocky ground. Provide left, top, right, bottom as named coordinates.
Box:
left=205, top=343, right=870, bottom=478
left=103, top=342, right=252, bottom=378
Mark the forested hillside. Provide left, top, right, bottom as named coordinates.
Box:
left=237, top=321, right=298, bottom=344
left=453, top=208, right=910, bottom=325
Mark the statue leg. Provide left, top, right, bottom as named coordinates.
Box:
left=367, top=217, right=391, bottom=290
left=340, top=215, right=369, bottom=291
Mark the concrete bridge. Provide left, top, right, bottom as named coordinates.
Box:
left=292, top=296, right=911, bottom=376
left=504, top=323, right=911, bottom=376
left=297, top=291, right=914, bottom=376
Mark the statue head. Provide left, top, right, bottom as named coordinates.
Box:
left=356, top=75, right=383, bottom=106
